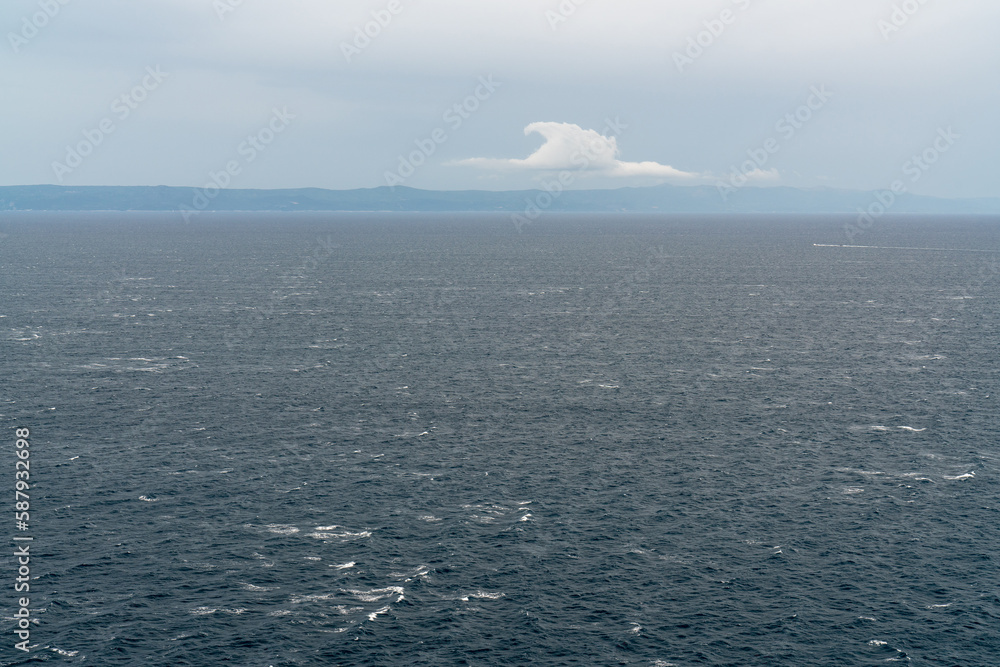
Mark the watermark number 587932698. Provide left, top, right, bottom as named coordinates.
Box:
left=13, top=427, right=33, bottom=653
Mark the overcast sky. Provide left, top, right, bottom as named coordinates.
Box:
left=2, top=0, right=998, bottom=197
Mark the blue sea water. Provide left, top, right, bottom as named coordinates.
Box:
left=1, top=212, right=999, bottom=666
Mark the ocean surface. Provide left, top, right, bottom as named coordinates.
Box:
left=2, top=212, right=999, bottom=666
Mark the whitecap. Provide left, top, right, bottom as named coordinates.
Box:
left=191, top=607, right=246, bottom=615
left=462, top=503, right=511, bottom=523
left=390, top=565, right=429, bottom=579
left=367, top=605, right=392, bottom=621
left=898, top=426, right=926, bottom=432
left=333, top=605, right=364, bottom=615
left=250, top=552, right=275, bottom=567
left=138, top=496, right=157, bottom=502
left=240, top=583, right=271, bottom=592
left=837, top=468, right=885, bottom=477
left=461, top=590, right=505, bottom=601
left=290, top=593, right=337, bottom=603
left=331, top=562, right=356, bottom=570
left=943, top=472, right=975, bottom=481
left=345, top=587, right=404, bottom=603
left=265, top=524, right=300, bottom=535
left=307, top=530, right=371, bottom=540
left=899, top=473, right=935, bottom=482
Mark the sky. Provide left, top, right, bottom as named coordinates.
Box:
left=2, top=0, right=998, bottom=198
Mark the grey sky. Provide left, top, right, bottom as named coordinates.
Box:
left=2, top=0, right=997, bottom=198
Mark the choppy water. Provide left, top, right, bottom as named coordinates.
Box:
left=2, top=212, right=999, bottom=666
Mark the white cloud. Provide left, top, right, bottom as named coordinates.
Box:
left=455, top=122, right=702, bottom=180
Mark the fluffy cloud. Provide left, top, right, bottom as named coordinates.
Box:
left=454, top=122, right=702, bottom=180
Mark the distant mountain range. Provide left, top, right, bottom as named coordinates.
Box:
left=1, top=184, right=998, bottom=215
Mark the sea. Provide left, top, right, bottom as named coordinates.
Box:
left=1, top=212, right=999, bottom=666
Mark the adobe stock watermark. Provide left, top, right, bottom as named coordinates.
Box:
left=13, top=427, right=33, bottom=653
left=179, top=107, right=295, bottom=222
left=511, top=116, right=628, bottom=233
left=878, top=0, right=931, bottom=41
left=51, top=66, right=169, bottom=183
left=674, top=0, right=754, bottom=73
left=716, top=85, right=834, bottom=201
left=385, top=75, right=501, bottom=187
left=546, top=0, right=588, bottom=31
left=845, top=126, right=959, bottom=243
left=214, top=0, right=246, bottom=21
left=341, top=0, right=413, bottom=63
left=7, top=0, right=71, bottom=54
